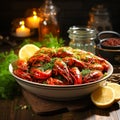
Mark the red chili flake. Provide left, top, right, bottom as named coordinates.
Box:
left=101, top=38, right=120, bottom=47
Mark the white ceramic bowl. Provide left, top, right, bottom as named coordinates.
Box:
left=9, top=61, right=113, bottom=101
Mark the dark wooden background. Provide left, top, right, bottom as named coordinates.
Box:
left=0, top=0, right=120, bottom=40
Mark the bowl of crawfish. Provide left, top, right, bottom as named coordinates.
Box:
left=9, top=47, right=113, bottom=101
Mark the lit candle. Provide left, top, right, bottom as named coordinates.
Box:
left=26, top=11, right=40, bottom=28
left=16, top=21, right=30, bottom=37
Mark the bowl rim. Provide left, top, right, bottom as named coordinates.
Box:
left=9, top=60, right=113, bottom=88
left=95, top=45, right=120, bottom=52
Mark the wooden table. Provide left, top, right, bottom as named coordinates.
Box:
left=0, top=94, right=120, bottom=120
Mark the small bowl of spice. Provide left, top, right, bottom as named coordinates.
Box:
left=95, top=31, right=120, bottom=65
left=101, top=37, right=120, bottom=49
left=97, top=31, right=120, bottom=49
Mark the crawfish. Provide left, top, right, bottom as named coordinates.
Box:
left=62, top=57, right=86, bottom=70
left=16, top=59, right=28, bottom=71
left=69, top=67, right=82, bottom=84
left=46, top=77, right=64, bottom=85
left=83, top=70, right=103, bottom=83
left=87, top=63, right=105, bottom=71
left=30, top=68, right=52, bottom=81
left=86, top=60, right=109, bottom=72
left=53, top=58, right=73, bottom=84
left=14, top=69, right=32, bottom=81
left=28, top=53, right=51, bottom=67
left=55, top=47, right=74, bottom=58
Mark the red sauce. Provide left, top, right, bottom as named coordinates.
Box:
left=101, top=38, right=120, bottom=46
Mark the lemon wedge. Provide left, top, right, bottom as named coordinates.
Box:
left=91, top=86, right=115, bottom=108
left=107, top=82, right=120, bottom=101
left=18, top=44, right=40, bottom=61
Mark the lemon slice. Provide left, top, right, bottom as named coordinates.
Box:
left=91, top=86, right=115, bottom=108
left=107, top=82, right=120, bottom=101
left=18, top=44, right=40, bottom=61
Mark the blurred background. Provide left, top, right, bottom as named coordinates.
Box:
left=0, top=0, right=120, bottom=40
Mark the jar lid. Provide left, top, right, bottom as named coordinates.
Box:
left=68, top=26, right=97, bottom=40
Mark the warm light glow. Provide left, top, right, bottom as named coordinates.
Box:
left=33, top=11, right=37, bottom=16
left=16, top=20, right=30, bottom=37
left=26, top=10, right=41, bottom=28
left=20, top=21, right=25, bottom=28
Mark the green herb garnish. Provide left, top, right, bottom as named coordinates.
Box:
left=42, top=33, right=65, bottom=48
left=81, top=69, right=91, bottom=76
left=20, top=33, right=65, bottom=48
left=0, top=50, right=20, bottom=99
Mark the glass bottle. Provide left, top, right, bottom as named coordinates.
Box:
left=68, top=26, right=97, bottom=54
left=38, top=0, right=60, bottom=41
left=88, top=4, right=112, bottom=32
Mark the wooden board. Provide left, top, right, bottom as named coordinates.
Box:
left=22, top=89, right=92, bottom=115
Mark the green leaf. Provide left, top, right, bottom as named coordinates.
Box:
left=42, top=33, right=65, bottom=48
left=0, top=50, right=20, bottom=99
left=19, top=39, right=42, bottom=48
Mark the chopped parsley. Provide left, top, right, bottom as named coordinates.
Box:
left=81, top=69, right=91, bottom=76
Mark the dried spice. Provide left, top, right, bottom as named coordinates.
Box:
left=101, top=38, right=120, bottom=47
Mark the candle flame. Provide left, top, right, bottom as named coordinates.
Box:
left=33, top=11, right=38, bottom=19
left=20, top=21, right=24, bottom=25
left=33, top=11, right=37, bottom=16
left=19, top=21, right=25, bottom=28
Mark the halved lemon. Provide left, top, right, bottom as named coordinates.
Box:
left=18, top=44, right=40, bottom=61
left=91, top=86, right=115, bottom=108
left=107, top=82, right=120, bottom=101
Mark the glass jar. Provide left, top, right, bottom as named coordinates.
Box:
left=68, top=26, right=97, bottom=53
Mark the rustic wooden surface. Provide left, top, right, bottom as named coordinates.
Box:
left=0, top=71, right=120, bottom=120
left=0, top=95, right=120, bottom=120
left=22, top=89, right=92, bottom=115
